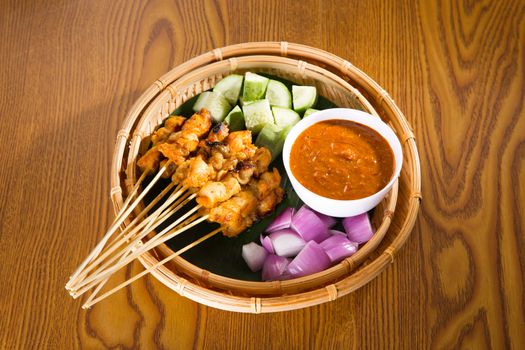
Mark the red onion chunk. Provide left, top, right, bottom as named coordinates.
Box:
left=313, top=211, right=337, bottom=228
left=302, top=205, right=337, bottom=228
left=291, top=206, right=330, bottom=243
left=343, top=213, right=374, bottom=243
left=320, top=235, right=358, bottom=263
left=242, top=242, right=268, bottom=272
left=266, top=207, right=295, bottom=233
left=267, top=229, right=306, bottom=257
left=329, top=229, right=346, bottom=236
left=285, top=241, right=331, bottom=278
left=260, top=235, right=274, bottom=254
left=262, top=254, right=290, bottom=281
left=320, top=234, right=351, bottom=250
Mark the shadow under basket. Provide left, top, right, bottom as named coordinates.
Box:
left=110, top=42, right=421, bottom=313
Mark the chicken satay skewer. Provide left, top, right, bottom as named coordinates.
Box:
left=78, top=167, right=281, bottom=295
left=72, top=144, right=229, bottom=292
left=66, top=161, right=173, bottom=289
left=77, top=142, right=269, bottom=286
left=76, top=116, right=189, bottom=298
left=77, top=145, right=269, bottom=289
left=68, top=111, right=211, bottom=290
left=68, top=184, right=189, bottom=292
left=71, top=121, right=273, bottom=299
left=104, top=116, right=187, bottom=235
left=82, top=228, right=222, bottom=309
left=82, top=170, right=282, bottom=305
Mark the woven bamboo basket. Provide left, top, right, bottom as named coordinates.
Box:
left=126, top=55, right=397, bottom=295
left=110, top=42, right=421, bottom=313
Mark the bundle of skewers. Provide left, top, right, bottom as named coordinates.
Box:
left=66, top=109, right=284, bottom=308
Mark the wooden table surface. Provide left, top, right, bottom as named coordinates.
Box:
left=1, top=0, right=524, bottom=348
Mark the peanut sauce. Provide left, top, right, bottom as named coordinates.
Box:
left=290, top=120, right=394, bottom=200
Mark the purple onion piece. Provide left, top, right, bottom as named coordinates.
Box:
left=320, top=234, right=351, bottom=250
left=262, top=254, right=290, bottom=281
left=329, top=229, right=347, bottom=236
left=320, top=235, right=358, bottom=263
left=312, top=210, right=337, bottom=228
left=260, top=234, right=274, bottom=254
left=342, top=213, right=374, bottom=243
left=291, top=205, right=330, bottom=243
left=267, top=229, right=306, bottom=257
left=265, top=207, right=295, bottom=233
left=285, top=241, right=331, bottom=278
left=242, top=242, right=268, bottom=272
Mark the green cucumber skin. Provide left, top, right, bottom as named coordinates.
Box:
left=193, top=91, right=232, bottom=122
left=272, top=107, right=301, bottom=129
left=242, top=99, right=274, bottom=134
left=224, top=105, right=245, bottom=131
left=243, top=72, right=270, bottom=102
left=292, top=85, right=318, bottom=114
left=192, top=91, right=211, bottom=112
left=303, top=108, right=319, bottom=117
left=213, top=74, right=244, bottom=105
left=265, top=80, right=292, bottom=108
left=255, top=123, right=292, bottom=161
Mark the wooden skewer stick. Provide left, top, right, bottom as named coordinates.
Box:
left=72, top=208, right=206, bottom=296
left=142, top=191, right=194, bottom=233
left=71, top=189, right=192, bottom=291
left=70, top=181, right=178, bottom=289
left=68, top=185, right=188, bottom=290
left=83, top=209, right=199, bottom=306
left=67, top=184, right=182, bottom=292
left=127, top=208, right=201, bottom=260
left=73, top=207, right=205, bottom=296
left=106, top=208, right=206, bottom=278
left=69, top=171, right=151, bottom=295
left=81, top=184, right=186, bottom=272
left=83, top=242, right=138, bottom=307
left=82, top=228, right=221, bottom=309
left=115, top=170, right=150, bottom=221
left=66, top=169, right=153, bottom=289
left=67, top=162, right=171, bottom=289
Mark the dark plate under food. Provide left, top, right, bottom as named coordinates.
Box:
left=141, top=75, right=361, bottom=281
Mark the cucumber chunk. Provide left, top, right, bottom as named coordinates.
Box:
left=213, top=74, right=244, bottom=105
left=243, top=72, right=269, bottom=101
left=255, top=123, right=292, bottom=161
left=242, top=99, right=274, bottom=133
left=303, top=108, right=319, bottom=117
left=292, top=85, right=317, bottom=114
left=193, top=91, right=232, bottom=122
left=265, top=80, right=292, bottom=108
left=239, top=97, right=255, bottom=107
left=224, top=105, right=245, bottom=131
left=272, top=107, right=301, bottom=129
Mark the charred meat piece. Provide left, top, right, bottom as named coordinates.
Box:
left=224, top=130, right=257, bottom=160
left=137, top=146, right=162, bottom=173
left=196, top=175, right=242, bottom=209
left=208, top=190, right=258, bottom=237
left=151, top=116, right=186, bottom=145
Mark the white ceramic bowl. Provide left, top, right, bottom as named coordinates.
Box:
left=282, top=108, right=403, bottom=217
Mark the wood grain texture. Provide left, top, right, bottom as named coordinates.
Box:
left=0, top=0, right=523, bottom=348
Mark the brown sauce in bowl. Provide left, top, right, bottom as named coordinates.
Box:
left=290, top=120, right=394, bottom=200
